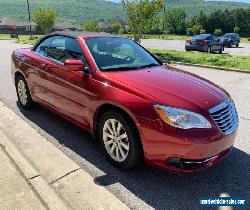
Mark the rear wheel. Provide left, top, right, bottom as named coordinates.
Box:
left=207, top=46, right=212, bottom=53
left=236, top=43, right=239, bottom=48
left=15, top=75, right=35, bottom=109
left=99, top=111, right=143, bottom=170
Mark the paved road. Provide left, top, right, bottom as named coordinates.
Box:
left=0, top=40, right=249, bottom=210
left=141, top=39, right=250, bottom=56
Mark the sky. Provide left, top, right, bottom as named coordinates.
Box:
left=106, top=0, right=250, bottom=3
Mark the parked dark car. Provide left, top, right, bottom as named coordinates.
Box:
left=185, top=34, right=224, bottom=53
left=219, top=33, right=240, bottom=48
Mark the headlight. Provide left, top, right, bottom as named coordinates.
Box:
left=154, top=105, right=211, bottom=129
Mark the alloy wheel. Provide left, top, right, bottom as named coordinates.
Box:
left=17, top=79, right=28, bottom=106
left=103, top=119, right=130, bottom=162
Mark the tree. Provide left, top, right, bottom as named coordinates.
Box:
left=200, top=29, right=206, bottom=34
left=214, top=28, right=222, bottom=37
left=111, top=23, right=121, bottom=34
left=186, top=27, right=193, bottom=36
left=33, top=8, right=58, bottom=34
left=234, top=26, right=240, bottom=34
left=164, top=7, right=187, bottom=35
left=188, top=24, right=202, bottom=35
left=84, top=20, right=100, bottom=32
left=122, top=0, right=164, bottom=41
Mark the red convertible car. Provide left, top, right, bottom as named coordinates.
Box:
left=11, top=32, right=238, bottom=172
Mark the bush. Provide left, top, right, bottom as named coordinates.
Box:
left=111, top=23, right=121, bottom=34
left=118, top=27, right=125, bottom=35
left=186, top=28, right=193, bottom=36
left=186, top=25, right=202, bottom=36
left=200, top=29, right=206, bottom=34
left=214, top=29, right=222, bottom=37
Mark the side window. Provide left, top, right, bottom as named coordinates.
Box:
left=207, top=36, right=212, bottom=40
left=35, top=36, right=87, bottom=65
left=34, top=37, right=53, bottom=58
left=64, top=37, right=87, bottom=64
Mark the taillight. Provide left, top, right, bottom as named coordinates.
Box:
left=200, top=40, right=207, bottom=45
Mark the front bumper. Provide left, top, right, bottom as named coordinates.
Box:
left=140, top=117, right=237, bottom=173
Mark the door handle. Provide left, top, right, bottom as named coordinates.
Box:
left=41, top=63, right=49, bottom=70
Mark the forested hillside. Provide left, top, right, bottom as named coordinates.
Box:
left=166, top=0, right=250, bottom=17
left=0, top=0, right=249, bottom=25
left=0, top=0, right=124, bottom=25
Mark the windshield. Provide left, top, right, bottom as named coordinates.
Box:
left=223, top=34, right=235, bottom=38
left=85, top=37, right=160, bottom=71
left=193, top=34, right=209, bottom=39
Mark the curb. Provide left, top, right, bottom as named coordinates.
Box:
left=0, top=101, right=129, bottom=210
left=0, top=131, right=69, bottom=210
left=165, top=61, right=250, bottom=74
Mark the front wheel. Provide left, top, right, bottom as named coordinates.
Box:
left=219, top=46, right=223, bottom=54
left=99, top=111, right=143, bottom=169
left=15, top=75, right=35, bottom=109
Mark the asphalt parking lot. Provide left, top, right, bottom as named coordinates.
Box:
left=141, top=39, right=250, bottom=56
left=0, top=40, right=249, bottom=210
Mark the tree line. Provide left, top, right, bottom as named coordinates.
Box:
left=161, top=8, right=250, bottom=37
left=31, top=1, right=250, bottom=41
left=122, top=0, right=250, bottom=40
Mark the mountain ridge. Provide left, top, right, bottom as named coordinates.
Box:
left=0, top=0, right=249, bottom=26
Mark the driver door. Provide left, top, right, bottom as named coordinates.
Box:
left=33, top=36, right=93, bottom=128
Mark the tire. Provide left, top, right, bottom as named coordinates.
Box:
left=207, top=46, right=212, bottom=53
left=219, top=46, right=223, bottom=54
left=15, top=75, right=35, bottom=109
left=236, top=44, right=239, bottom=48
left=99, top=111, right=143, bottom=170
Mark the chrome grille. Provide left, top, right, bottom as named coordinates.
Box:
left=209, top=98, right=238, bottom=135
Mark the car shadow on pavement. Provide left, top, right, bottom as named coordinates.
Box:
left=18, top=103, right=250, bottom=210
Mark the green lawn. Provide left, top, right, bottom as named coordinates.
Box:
left=0, top=34, right=42, bottom=44
left=150, top=49, right=250, bottom=72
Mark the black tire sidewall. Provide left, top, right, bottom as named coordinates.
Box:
left=98, top=111, right=143, bottom=169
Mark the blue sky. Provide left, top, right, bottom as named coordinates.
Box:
left=107, top=0, right=250, bottom=3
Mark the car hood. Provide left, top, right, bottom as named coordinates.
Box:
left=105, top=65, right=228, bottom=115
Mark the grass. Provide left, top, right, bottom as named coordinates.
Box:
left=0, top=34, right=42, bottom=44
left=149, top=49, right=250, bottom=72
left=17, top=35, right=42, bottom=44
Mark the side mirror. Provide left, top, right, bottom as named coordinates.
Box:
left=64, top=59, right=85, bottom=72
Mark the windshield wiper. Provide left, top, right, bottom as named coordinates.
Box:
left=103, top=66, right=144, bottom=71
left=102, top=63, right=160, bottom=72
left=139, top=63, right=160, bottom=68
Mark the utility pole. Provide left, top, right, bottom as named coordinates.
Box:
left=163, top=2, right=166, bottom=32
left=26, top=0, right=32, bottom=39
